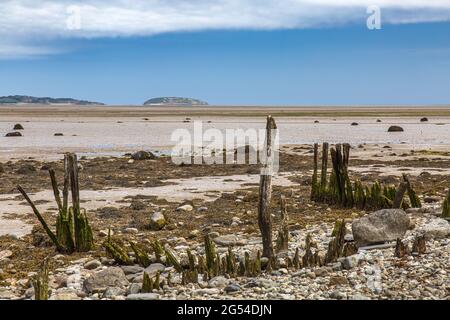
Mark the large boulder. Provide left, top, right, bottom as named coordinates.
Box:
left=83, top=267, right=129, bottom=293
left=418, top=218, right=450, bottom=240
left=5, top=132, right=22, bottom=137
left=387, top=126, right=404, bottom=132
left=131, top=151, right=156, bottom=160
left=352, top=209, right=410, bottom=246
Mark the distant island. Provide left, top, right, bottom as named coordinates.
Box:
left=144, top=97, right=208, bottom=106
left=0, top=95, right=104, bottom=105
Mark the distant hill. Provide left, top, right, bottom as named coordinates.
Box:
left=0, top=95, right=104, bottom=105
left=144, top=97, right=208, bottom=106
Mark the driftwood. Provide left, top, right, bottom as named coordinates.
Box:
left=258, top=115, right=277, bottom=259
left=393, top=182, right=408, bottom=209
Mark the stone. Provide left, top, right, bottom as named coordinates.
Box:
left=0, top=250, right=13, bottom=261
left=329, top=276, right=349, bottom=286
left=208, top=276, right=230, bottom=288
left=17, top=164, right=36, bottom=174
left=99, top=229, right=113, bottom=237
left=314, top=267, right=330, bottom=277
left=144, top=263, right=165, bottom=276
left=102, top=286, right=126, bottom=299
left=213, top=235, right=247, bottom=247
left=419, top=218, right=450, bottom=240
left=352, top=209, right=410, bottom=246
left=224, top=284, right=241, bottom=293
left=84, top=259, right=102, bottom=270
left=54, top=133, right=64, bottom=136
left=83, top=267, right=129, bottom=293
left=350, top=294, right=371, bottom=300
left=5, top=132, right=22, bottom=137
left=126, top=293, right=160, bottom=300
left=387, top=126, right=404, bottom=132
left=124, top=227, right=139, bottom=234
left=128, top=283, right=142, bottom=295
left=131, top=151, right=156, bottom=160
left=420, top=117, right=428, bottom=122
left=49, top=289, right=81, bottom=300
left=121, top=265, right=144, bottom=275
left=0, top=288, right=16, bottom=299
left=176, top=204, right=193, bottom=212
left=13, top=124, right=24, bottom=130
left=188, top=229, right=200, bottom=239
left=193, top=288, right=220, bottom=296
left=330, top=290, right=347, bottom=300
left=341, top=254, right=361, bottom=270
left=149, top=212, right=166, bottom=230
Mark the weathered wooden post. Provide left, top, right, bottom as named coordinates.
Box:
left=258, top=115, right=277, bottom=260
left=392, top=181, right=407, bottom=209
left=276, top=195, right=289, bottom=253
left=403, top=174, right=421, bottom=208
left=33, top=259, right=49, bottom=300
left=311, top=143, right=319, bottom=201
left=319, top=142, right=329, bottom=200
left=442, top=190, right=450, bottom=218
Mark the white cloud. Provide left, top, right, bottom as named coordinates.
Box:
left=1, top=0, right=449, bottom=57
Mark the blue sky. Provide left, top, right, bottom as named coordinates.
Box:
left=1, top=1, right=450, bottom=105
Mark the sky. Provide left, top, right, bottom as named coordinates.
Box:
left=1, top=0, right=450, bottom=106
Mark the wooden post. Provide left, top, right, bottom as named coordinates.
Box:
left=393, top=182, right=407, bottom=209
left=33, top=258, right=49, bottom=300
left=276, top=195, right=289, bottom=253
left=319, top=142, right=329, bottom=200
left=442, top=190, right=450, bottom=218
left=311, top=143, right=319, bottom=201
left=258, top=115, right=277, bottom=259
left=403, top=174, right=421, bottom=208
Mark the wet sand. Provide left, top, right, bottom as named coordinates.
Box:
left=1, top=105, right=449, bottom=161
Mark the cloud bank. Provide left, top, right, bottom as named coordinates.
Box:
left=1, top=0, right=450, bottom=58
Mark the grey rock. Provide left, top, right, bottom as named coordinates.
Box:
left=176, top=204, right=193, bottom=212
left=0, top=250, right=13, bottom=261
left=103, top=286, right=126, bottom=299
left=84, top=259, right=101, bottom=270
left=149, top=211, right=166, bottom=230
left=121, top=265, right=144, bottom=275
left=350, top=294, right=371, bottom=300
left=131, top=151, right=156, bottom=160
left=224, top=284, right=241, bottom=293
left=352, top=209, right=410, bottom=246
left=83, top=267, right=129, bottom=293
left=49, top=289, right=81, bottom=300
left=126, top=293, right=160, bottom=300
left=128, top=283, right=142, bottom=295
left=144, top=263, right=165, bottom=276
left=342, top=254, right=361, bottom=270
left=213, top=235, right=247, bottom=247
left=208, top=276, right=230, bottom=288
left=419, top=218, right=450, bottom=240
left=330, top=290, right=347, bottom=300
